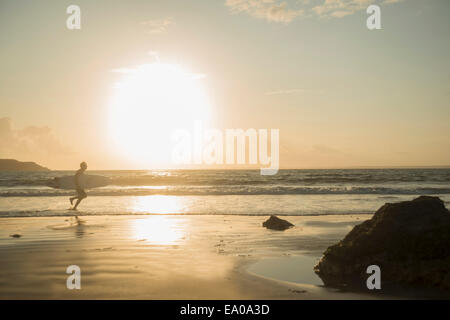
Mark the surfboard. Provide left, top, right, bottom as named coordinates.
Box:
left=47, top=175, right=111, bottom=190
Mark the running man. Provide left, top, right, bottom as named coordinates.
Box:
left=70, top=162, right=88, bottom=210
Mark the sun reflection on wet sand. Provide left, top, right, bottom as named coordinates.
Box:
left=131, top=216, right=186, bottom=245
left=132, top=195, right=187, bottom=214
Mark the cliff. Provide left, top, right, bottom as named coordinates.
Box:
left=0, top=159, right=50, bottom=171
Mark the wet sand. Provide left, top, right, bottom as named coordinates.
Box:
left=0, top=214, right=387, bottom=299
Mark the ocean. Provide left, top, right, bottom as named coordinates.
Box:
left=0, top=169, right=449, bottom=217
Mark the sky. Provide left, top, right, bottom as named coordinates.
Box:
left=0, top=0, right=449, bottom=170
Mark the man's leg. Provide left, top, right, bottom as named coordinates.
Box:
left=73, top=197, right=83, bottom=210
left=70, top=196, right=78, bottom=205
left=73, top=191, right=86, bottom=210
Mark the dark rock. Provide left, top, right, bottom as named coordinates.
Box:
left=263, top=215, right=294, bottom=231
left=314, top=196, right=450, bottom=292
left=10, top=234, right=22, bottom=238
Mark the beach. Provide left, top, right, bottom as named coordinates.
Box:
left=1, top=169, right=449, bottom=299
left=0, top=213, right=385, bottom=299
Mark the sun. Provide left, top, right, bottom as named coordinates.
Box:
left=109, top=63, right=210, bottom=167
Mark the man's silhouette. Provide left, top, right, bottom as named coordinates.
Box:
left=70, top=162, right=88, bottom=210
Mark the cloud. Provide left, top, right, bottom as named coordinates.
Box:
left=226, top=0, right=408, bottom=21
left=266, top=2, right=304, bottom=22
left=0, top=117, right=73, bottom=168
left=141, top=17, right=175, bottom=34
left=225, top=0, right=303, bottom=23
left=312, top=0, right=371, bottom=18
left=312, top=0, right=408, bottom=19
left=111, top=63, right=207, bottom=82
left=330, top=10, right=354, bottom=18
left=383, top=0, right=404, bottom=3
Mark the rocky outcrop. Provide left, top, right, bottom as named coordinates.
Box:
left=263, top=215, right=294, bottom=231
left=0, top=159, right=50, bottom=171
left=314, top=196, right=450, bottom=292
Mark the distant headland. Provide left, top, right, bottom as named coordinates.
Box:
left=0, top=159, right=50, bottom=171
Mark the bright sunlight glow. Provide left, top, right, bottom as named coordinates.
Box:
left=132, top=216, right=186, bottom=245
left=132, top=195, right=187, bottom=214
left=109, top=63, right=211, bottom=167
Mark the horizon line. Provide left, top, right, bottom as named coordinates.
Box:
left=46, top=165, right=450, bottom=171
